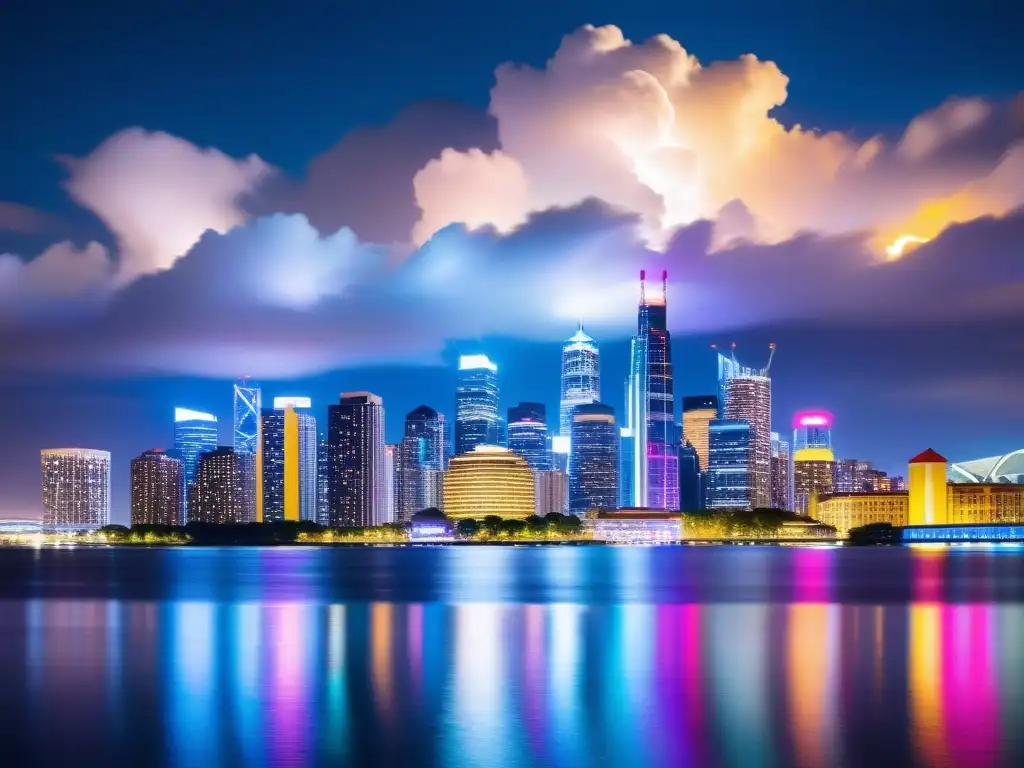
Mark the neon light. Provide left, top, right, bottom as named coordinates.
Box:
left=458, top=354, right=497, bottom=372
left=793, top=410, right=833, bottom=429
left=175, top=407, right=216, bottom=423
left=273, top=396, right=312, bottom=409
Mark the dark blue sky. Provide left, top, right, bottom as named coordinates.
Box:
left=1, top=0, right=1022, bottom=520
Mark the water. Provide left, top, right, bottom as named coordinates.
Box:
left=1, top=544, right=1023, bottom=767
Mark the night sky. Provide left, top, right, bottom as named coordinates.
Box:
left=2, top=0, right=1022, bottom=521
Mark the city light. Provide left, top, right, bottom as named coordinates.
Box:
left=174, top=407, right=217, bottom=423
left=273, top=396, right=312, bottom=409
left=458, top=354, right=498, bottom=372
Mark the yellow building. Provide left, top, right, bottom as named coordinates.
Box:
left=908, top=448, right=948, bottom=526
left=947, top=484, right=1024, bottom=524
left=813, top=492, right=909, bottom=537
left=682, top=397, right=718, bottom=470
left=793, top=448, right=834, bottom=515
left=443, top=446, right=535, bottom=519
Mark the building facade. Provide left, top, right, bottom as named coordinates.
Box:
left=625, top=271, right=678, bottom=509
left=395, top=406, right=446, bottom=522
left=507, top=402, right=551, bottom=470
left=316, top=434, right=330, bottom=525
left=327, top=392, right=386, bottom=527
left=679, top=441, right=702, bottom=511
left=258, top=400, right=317, bottom=523
left=770, top=432, right=792, bottom=510
left=793, top=449, right=835, bottom=515
left=559, top=323, right=600, bottom=438
left=130, top=449, right=184, bottom=526
left=173, top=407, right=217, bottom=520
left=188, top=447, right=249, bottom=524
left=812, top=492, right=910, bottom=537
left=682, top=395, right=718, bottom=472
left=40, top=448, right=111, bottom=529
left=454, top=354, right=499, bottom=455
left=909, top=448, right=948, bottom=526
left=706, top=420, right=751, bottom=509
left=569, top=402, right=619, bottom=514
left=534, top=470, right=568, bottom=516
left=719, top=353, right=772, bottom=509
left=442, top=446, right=535, bottom=519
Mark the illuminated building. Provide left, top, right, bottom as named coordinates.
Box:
left=706, top=420, right=751, bottom=509
left=770, top=432, right=792, bottom=510
left=569, top=402, right=618, bottom=514
left=792, top=411, right=834, bottom=515
left=908, top=448, right=948, bottom=526
left=902, top=523, right=1024, bottom=542
left=949, top=450, right=1024, bottom=484
left=947, top=484, right=1024, bottom=524
left=679, top=442, right=702, bottom=510
left=507, top=402, right=551, bottom=470
left=792, top=409, right=832, bottom=451
left=442, top=445, right=535, bottom=519
left=316, top=434, right=329, bottom=525
left=188, top=447, right=249, bottom=524
left=534, top=469, right=568, bottom=516
left=40, top=448, right=111, bottom=529
left=625, top=270, right=678, bottom=509
left=618, top=427, right=633, bottom=508
left=891, top=476, right=907, bottom=491
left=834, top=458, right=874, bottom=493
left=396, top=406, right=446, bottom=521
left=130, top=449, right=184, bottom=526
left=559, top=323, right=600, bottom=439
left=813, top=492, right=910, bottom=537
left=258, top=399, right=317, bottom=523
left=719, top=351, right=773, bottom=508
left=384, top=444, right=397, bottom=523
left=173, top=407, right=217, bottom=519
left=454, top=354, right=499, bottom=455
left=682, top=395, right=718, bottom=471
left=327, top=392, right=386, bottom=527
left=232, top=377, right=261, bottom=522
left=550, top=434, right=570, bottom=474
left=585, top=510, right=682, bottom=544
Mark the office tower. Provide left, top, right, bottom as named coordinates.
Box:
left=130, top=449, right=184, bottom=526
left=682, top=395, right=718, bottom=471
left=384, top=444, right=397, bottom=524
left=454, top=354, right=499, bottom=455
left=718, top=350, right=773, bottom=508
left=442, top=446, right=535, bottom=519
left=396, top=406, right=446, bottom=521
left=233, top=377, right=261, bottom=521
left=770, top=432, right=792, bottom=510
left=559, top=323, right=600, bottom=438
left=618, top=427, right=633, bottom=508
left=258, top=397, right=317, bottom=523
left=625, top=271, right=678, bottom=509
left=316, top=434, right=330, bottom=525
left=497, top=417, right=508, bottom=448
left=792, top=411, right=835, bottom=515
left=327, top=392, right=386, bottom=527
left=40, top=448, right=111, bottom=529
left=189, top=447, right=249, bottom=524
left=550, top=435, right=570, bottom=473
left=834, top=458, right=874, bottom=493
left=534, top=470, right=568, bottom=516
left=706, top=420, right=751, bottom=509
left=173, top=407, right=217, bottom=519
left=507, top=402, right=551, bottom=470
left=890, top=475, right=907, bottom=491
left=908, top=448, right=948, bottom=525
left=679, top=441, right=702, bottom=510
left=792, top=410, right=832, bottom=451
left=569, top=403, right=619, bottom=514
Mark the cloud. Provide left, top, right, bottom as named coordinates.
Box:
left=0, top=241, right=113, bottom=319
left=0, top=202, right=61, bottom=234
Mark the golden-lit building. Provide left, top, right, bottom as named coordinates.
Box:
left=947, top=484, right=1024, bottom=524
left=793, top=448, right=834, bottom=515
left=442, top=445, right=535, bottom=519
left=258, top=399, right=317, bottom=523
left=813, top=492, right=909, bottom=537
left=682, top=395, right=718, bottom=471
left=908, top=448, right=948, bottom=526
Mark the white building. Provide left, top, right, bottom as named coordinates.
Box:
left=41, top=448, right=111, bottom=529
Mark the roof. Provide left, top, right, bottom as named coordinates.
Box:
left=909, top=448, right=947, bottom=464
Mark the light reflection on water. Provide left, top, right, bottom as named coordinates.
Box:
left=1, top=546, right=1023, bottom=767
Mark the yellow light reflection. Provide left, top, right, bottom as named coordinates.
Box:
left=909, top=604, right=946, bottom=767
left=885, top=234, right=930, bottom=260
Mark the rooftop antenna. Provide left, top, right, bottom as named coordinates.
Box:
left=639, top=269, right=646, bottom=305
left=730, top=341, right=738, bottom=365
left=662, top=270, right=668, bottom=303
left=766, top=342, right=777, bottom=374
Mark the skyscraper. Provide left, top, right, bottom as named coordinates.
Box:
left=316, top=433, right=330, bottom=525
left=233, top=377, right=261, bottom=522
left=770, top=432, right=792, bottom=510
left=40, top=448, right=111, bottom=529
left=569, top=403, right=619, bottom=514
left=618, top=427, right=633, bottom=508
left=173, top=407, right=217, bottom=520
left=679, top=441, right=702, bottom=510
left=682, top=395, right=718, bottom=471
left=189, top=447, right=249, bottom=524
left=534, top=470, right=568, bottom=516
left=442, top=446, right=535, bottom=519
left=327, top=392, right=386, bottom=527
left=706, top=420, right=751, bottom=509
left=793, top=410, right=833, bottom=451
left=718, top=350, right=773, bottom=509
left=396, top=406, right=446, bottom=521
left=559, top=323, right=600, bottom=438
left=507, top=402, right=550, bottom=470
left=384, top=444, right=397, bottom=524
left=454, top=354, right=499, bottom=455
left=625, top=271, right=678, bottom=509
left=130, top=449, right=184, bottom=526
left=792, top=411, right=834, bottom=515
left=258, top=397, right=317, bottom=523
left=834, top=458, right=874, bottom=493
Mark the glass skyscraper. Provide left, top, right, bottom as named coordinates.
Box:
left=327, top=392, right=386, bottom=527
left=258, top=398, right=317, bottom=523
left=396, top=405, right=446, bottom=521
left=233, top=377, right=261, bottom=521
left=626, top=270, right=678, bottom=509
left=707, top=420, right=752, bottom=509
left=569, top=402, right=619, bottom=514
left=507, top=402, right=551, bottom=471
left=454, top=354, right=499, bottom=455
left=718, top=352, right=772, bottom=509
left=316, top=433, right=330, bottom=525
left=679, top=441, right=702, bottom=511
left=559, top=323, right=600, bottom=438
left=173, top=407, right=218, bottom=520
left=770, top=432, right=793, bottom=510
left=682, top=395, right=718, bottom=472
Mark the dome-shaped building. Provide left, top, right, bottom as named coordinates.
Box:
left=443, top=445, right=535, bottom=519
left=949, top=450, right=1024, bottom=484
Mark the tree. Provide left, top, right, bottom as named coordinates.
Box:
left=482, top=515, right=504, bottom=536
left=98, top=524, right=131, bottom=542
left=525, top=515, right=548, bottom=536
left=500, top=519, right=526, bottom=537
left=456, top=518, right=479, bottom=537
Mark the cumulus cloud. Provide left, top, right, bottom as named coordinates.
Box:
left=0, top=241, right=113, bottom=319
left=0, top=202, right=61, bottom=234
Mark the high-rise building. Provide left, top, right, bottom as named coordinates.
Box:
left=682, top=395, right=718, bottom=471
left=130, top=449, right=184, bottom=526
left=507, top=402, right=550, bottom=470
left=40, top=448, right=111, bottom=529
left=559, top=323, right=600, bottom=438
left=327, top=392, right=386, bottom=527
left=396, top=406, right=446, bottom=521
left=792, top=411, right=834, bottom=515
left=770, top=432, right=792, bottom=510
left=625, top=271, right=678, bottom=509
left=455, top=354, right=499, bottom=455
left=258, top=398, right=317, bottom=523
left=569, top=403, right=618, bottom=514
left=442, top=446, right=535, bottom=519
left=719, top=351, right=773, bottom=509
left=550, top=435, right=570, bottom=474
left=189, top=447, right=250, bottom=524
left=706, top=420, right=751, bottom=509
left=316, top=434, right=330, bottom=525
left=679, top=441, right=702, bottom=511
left=834, top=458, right=874, bottom=493
left=173, top=407, right=217, bottom=520
left=793, top=410, right=832, bottom=451
left=618, top=427, right=633, bottom=508
left=534, top=470, right=568, bottom=516
left=233, top=378, right=261, bottom=521
left=383, top=444, right=397, bottom=524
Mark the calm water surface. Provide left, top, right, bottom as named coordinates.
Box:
left=0, top=544, right=1022, bottom=767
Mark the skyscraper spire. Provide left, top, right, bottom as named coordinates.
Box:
left=639, top=269, right=646, bottom=305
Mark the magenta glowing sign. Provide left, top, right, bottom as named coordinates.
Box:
left=793, top=410, right=833, bottom=429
